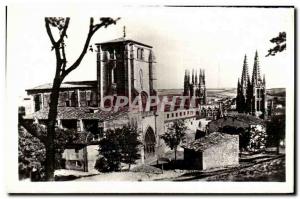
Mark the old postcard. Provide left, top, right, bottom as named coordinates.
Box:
left=6, top=3, right=294, bottom=194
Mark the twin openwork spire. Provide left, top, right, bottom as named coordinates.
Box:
left=183, top=68, right=207, bottom=106
left=236, top=51, right=266, bottom=118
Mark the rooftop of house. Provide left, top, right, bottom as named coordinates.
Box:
left=207, top=113, right=265, bottom=134
left=26, top=81, right=97, bottom=92
left=23, top=106, right=129, bottom=121
left=95, top=37, right=152, bottom=48
left=183, top=132, right=238, bottom=151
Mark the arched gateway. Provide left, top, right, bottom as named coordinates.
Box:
left=144, top=127, right=156, bottom=158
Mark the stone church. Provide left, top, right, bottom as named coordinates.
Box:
left=236, top=51, right=266, bottom=118
left=24, top=35, right=165, bottom=171
left=22, top=33, right=219, bottom=172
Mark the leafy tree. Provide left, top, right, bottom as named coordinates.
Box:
left=119, top=126, right=141, bottom=170
left=266, top=114, right=285, bottom=154
left=18, top=122, right=79, bottom=181
left=97, top=126, right=141, bottom=172
left=160, top=120, right=187, bottom=161
left=19, top=125, right=45, bottom=180
left=19, top=17, right=120, bottom=180
left=266, top=32, right=286, bottom=57
left=98, top=129, right=122, bottom=172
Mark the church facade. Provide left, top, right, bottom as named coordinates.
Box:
left=236, top=51, right=266, bottom=118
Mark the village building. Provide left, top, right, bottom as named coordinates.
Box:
left=183, top=132, right=239, bottom=170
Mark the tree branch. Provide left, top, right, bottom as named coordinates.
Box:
left=61, top=42, right=67, bottom=73
left=61, top=17, right=119, bottom=79
left=57, top=18, right=70, bottom=45
left=45, top=18, right=56, bottom=47
left=61, top=18, right=96, bottom=78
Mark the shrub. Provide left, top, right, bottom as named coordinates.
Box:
left=94, top=157, right=111, bottom=172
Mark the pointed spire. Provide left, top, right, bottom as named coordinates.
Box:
left=192, top=69, right=195, bottom=84
left=241, top=54, right=249, bottom=87
left=203, top=70, right=206, bottom=84
left=123, top=26, right=126, bottom=38
left=187, top=70, right=190, bottom=84
left=195, top=69, right=198, bottom=84
left=199, top=69, right=202, bottom=86
left=252, top=50, right=261, bottom=84
left=184, top=70, right=188, bottom=83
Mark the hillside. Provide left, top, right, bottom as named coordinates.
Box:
left=157, top=88, right=285, bottom=99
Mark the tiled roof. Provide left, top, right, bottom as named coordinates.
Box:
left=183, top=132, right=238, bottom=151
left=95, top=37, right=152, bottom=48
left=26, top=81, right=97, bottom=91
left=24, top=107, right=129, bottom=121
left=225, top=113, right=265, bottom=125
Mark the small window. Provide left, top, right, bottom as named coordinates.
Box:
left=137, top=48, right=140, bottom=59
left=34, top=94, right=41, bottom=112
left=176, top=113, right=178, bottom=117
left=180, top=112, right=182, bottom=116
left=65, top=101, right=70, bottom=107
left=172, top=113, right=174, bottom=117
left=167, top=114, right=169, bottom=118
left=140, top=49, right=144, bottom=60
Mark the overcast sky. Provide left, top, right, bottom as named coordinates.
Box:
left=8, top=5, right=294, bottom=97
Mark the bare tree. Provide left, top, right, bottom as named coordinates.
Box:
left=19, top=17, right=119, bottom=180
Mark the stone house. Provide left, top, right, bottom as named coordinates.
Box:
left=183, top=132, right=239, bottom=170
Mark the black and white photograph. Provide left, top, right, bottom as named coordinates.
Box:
left=5, top=3, right=295, bottom=194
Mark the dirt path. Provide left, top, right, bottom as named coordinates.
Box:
left=161, top=155, right=285, bottom=181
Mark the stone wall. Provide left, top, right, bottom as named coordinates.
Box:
left=62, top=147, right=85, bottom=171
left=87, top=145, right=100, bottom=172
left=202, top=135, right=239, bottom=170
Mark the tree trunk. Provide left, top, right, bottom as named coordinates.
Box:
left=277, top=138, right=280, bottom=155
left=174, top=147, right=177, bottom=161
left=45, top=77, right=61, bottom=181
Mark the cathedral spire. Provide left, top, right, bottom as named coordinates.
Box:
left=198, top=69, right=201, bottom=85
left=203, top=70, right=206, bottom=84
left=195, top=69, right=198, bottom=84
left=252, top=50, right=261, bottom=84
left=241, top=54, right=249, bottom=87
left=187, top=70, right=190, bottom=84
left=192, top=69, right=195, bottom=84
left=123, top=26, right=126, bottom=38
